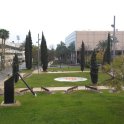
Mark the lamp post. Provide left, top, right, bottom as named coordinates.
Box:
left=37, top=34, right=41, bottom=74
left=111, top=16, right=116, bottom=58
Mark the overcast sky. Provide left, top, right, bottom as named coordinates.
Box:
left=0, top=0, right=124, bottom=48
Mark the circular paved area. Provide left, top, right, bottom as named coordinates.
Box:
left=54, top=77, right=87, bottom=82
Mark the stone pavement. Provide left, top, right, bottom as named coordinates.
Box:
left=32, top=70, right=90, bottom=74
left=0, top=85, right=110, bottom=96
left=16, top=86, right=109, bottom=93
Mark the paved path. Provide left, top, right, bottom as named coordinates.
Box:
left=0, top=85, right=110, bottom=96
left=16, top=86, right=109, bottom=92
left=33, top=70, right=89, bottom=74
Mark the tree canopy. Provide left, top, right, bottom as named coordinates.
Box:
left=25, top=30, right=32, bottom=69
left=40, top=32, right=48, bottom=71
left=0, top=29, right=9, bottom=69
left=90, top=49, right=98, bottom=84
left=103, top=33, right=111, bottom=65
left=80, top=41, right=85, bottom=71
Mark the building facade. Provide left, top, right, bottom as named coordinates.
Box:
left=0, top=39, right=25, bottom=70
left=65, top=31, right=124, bottom=63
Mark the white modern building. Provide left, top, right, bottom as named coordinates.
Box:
left=65, top=31, right=124, bottom=63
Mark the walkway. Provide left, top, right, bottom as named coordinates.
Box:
left=16, top=86, right=109, bottom=93
left=0, top=85, right=110, bottom=96
left=33, top=70, right=90, bottom=74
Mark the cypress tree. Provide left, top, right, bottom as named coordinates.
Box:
left=25, top=35, right=29, bottom=68
left=90, top=49, right=98, bottom=84
left=103, top=33, right=111, bottom=64
left=28, top=30, right=32, bottom=69
left=12, top=54, right=19, bottom=83
left=25, top=30, right=32, bottom=69
left=40, top=32, right=48, bottom=71
left=80, top=41, right=85, bottom=71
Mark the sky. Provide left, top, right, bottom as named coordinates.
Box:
left=0, top=0, right=124, bottom=48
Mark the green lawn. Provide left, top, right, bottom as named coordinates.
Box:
left=0, top=91, right=124, bottom=124
left=0, top=68, right=124, bottom=124
left=15, top=72, right=109, bottom=88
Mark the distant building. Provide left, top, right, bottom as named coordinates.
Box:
left=0, top=39, right=25, bottom=70
left=65, top=31, right=124, bottom=63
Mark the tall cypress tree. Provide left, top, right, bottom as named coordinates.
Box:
left=28, top=30, right=32, bottom=69
left=90, top=49, right=98, bottom=85
left=103, top=33, right=111, bottom=65
left=25, top=35, right=29, bottom=68
left=80, top=41, right=85, bottom=71
left=25, top=30, right=32, bottom=69
left=12, top=53, right=19, bottom=83
left=40, top=32, right=48, bottom=71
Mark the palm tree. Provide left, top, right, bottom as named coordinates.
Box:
left=0, top=29, right=9, bottom=69
left=96, top=40, right=107, bottom=51
left=56, top=41, right=68, bottom=67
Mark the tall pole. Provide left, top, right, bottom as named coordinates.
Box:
left=37, top=34, right=40, bottom=74
left=1, top=38, right=4, bottom=70
left=113, top=16, right=116, bottom=58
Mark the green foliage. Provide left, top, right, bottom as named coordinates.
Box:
left=55, top=41, right=76, bottom=65
left=0, top=29, right=9, bottom=40
left=96, top=40, right=108, bottom=51
left=40, top=32, right=48, bottom=71
left=25, top=30, right=32, bottom=69
left=68, top=41, right=75, bottom=52
left=0, top=29, right=9, bottom=69
left=48, top=48, right=55, bottom=62
left=103, top=56, right=124, bottom=91
left=32, top=45, right=38, bottom=65
left=96, top=50, right=104, bottom=64
left=67, top=41, right=75, bottom=64
left=103, top=33, right=111, bottom=65
left=90, top=49, right=98, bottom=84
left=56, top=41, right=68, bottom=64
left=111, top=56, right=124, bottom=90
left=102, top=64, right=111, bottom=73
left=80, top=41, right=85, bottom=71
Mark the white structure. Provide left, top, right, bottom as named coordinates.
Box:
left=0, top=39, right=25, bottom=70
left=65, top=31, right=124, bottom=51
left=65, top=31, right=124, bottom=63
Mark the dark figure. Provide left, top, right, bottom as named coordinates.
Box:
left=4, top=76, right=14, bottom=104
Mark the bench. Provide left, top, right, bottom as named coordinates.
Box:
left=65, top=86, right=78, bottom=93
left=85, top=85, right=101, bottom=93
left=41, top=86, right=52, bottom=94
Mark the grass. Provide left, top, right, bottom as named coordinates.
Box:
left=19, top=69, right=33, bottom=73
left=16, top=71, right=110, bottom=88
left=0, top=66, right=124, bottom=124
left=0, top=91, right=124, bottom=124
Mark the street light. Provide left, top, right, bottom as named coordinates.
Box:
left=36, top=34, right=41, bottom=74
left=111, top=16, right=116, bottom=58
